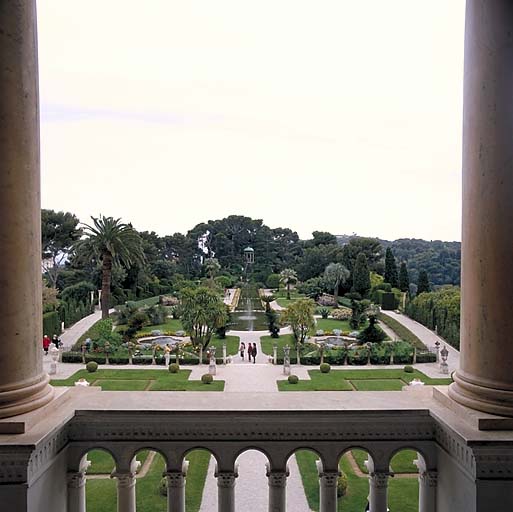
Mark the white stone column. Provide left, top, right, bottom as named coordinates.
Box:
left=418, top=470, right=437, bottom=512
left=0, top=0, right=54, bottom=420
left=448, top=0, right=513, bottom=416
left=67, top=459, right=90, bottom=512
left=165, top=461, right=188, bottom=512
left=266, top=463, right=289, bottom=512
left=316, top=461, right=340, bottom=512
left=368, top=472, right=389, bottom=512
left=112, top=459, right=140, bottom=512
left=215, top=466, right=238, bottom=512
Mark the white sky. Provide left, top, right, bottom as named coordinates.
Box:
left=38, top=0, right=465, bottom=241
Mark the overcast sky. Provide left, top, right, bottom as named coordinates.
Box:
left=38, top=0, right=465, bottom=241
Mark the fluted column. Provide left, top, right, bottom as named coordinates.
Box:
left=448, top=0, right=513, bottom=416
left=0, top=0, right=54, bottom=420
left=112, top=459, right=140, bottom=512
left=266, top=463, right=289, bottom=512
left=67, top=459, right=90, bottom=512
left=368, top=472, right=389, bottom=512
left=215, top=465, right=238, bottom=512
left=165, top=461, right=189, bottom=512
left=316, top=461, right=340, bottom=512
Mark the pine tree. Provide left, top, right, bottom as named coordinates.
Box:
left=417, top=270, right=430, bottom=295
left=398, top=262, right=410, bottom=292
left=352, top=253, right=371, bottom=296
left=384, top=248, right=399, bottom=287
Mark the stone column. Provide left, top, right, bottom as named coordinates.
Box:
left=165, top=461, right=188, bottom=512
left=368, top=472, right=389, bottom=512
left=112, top=459, right=140, bottom=512
left=266, top=463, right=288, bottom=512
left=316, top=461, right=340, bottom=512
left=0, top=0, right=54, bottom=419
left=418, top=470, right=437, bottom=512
left=448, top=0, right=513, bottom=416
left=215, top=466, right=238, bottom=512
left=67, top=459, right=90, bottom=512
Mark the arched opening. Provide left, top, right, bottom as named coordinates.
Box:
left=289, top=448, right=323, bottom=512
left=338, top=447, right=374, bottom=512
left=232, top=448, right=270, bottom=511
left=388, top=449, right=422, bottom=512
left=84, top=448, right=117, bottom=512
left=182, top=448, right=214, bottom=512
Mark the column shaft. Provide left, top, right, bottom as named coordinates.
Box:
left=448, top=0, right=513, bottom=416
left=113, top=460, right=139, bottom=512
left=67, top=472, right=87, bottom=512
left=216, top=472, right=237, bottom=512
left=369, top=472, right=388, bottom=512
left=266, top=467, right=288, bottom=512
left=316, top=462, right=339, bottom=512
left=418, top=471, right=437, bottom=512
left=165, top=461, right=188, bottom=512
left=0, top=0, right=54, bottom=419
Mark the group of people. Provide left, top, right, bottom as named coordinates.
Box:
left=42, top=334, right=61, bottom=355
left=239, top=342, right=258, bottom=363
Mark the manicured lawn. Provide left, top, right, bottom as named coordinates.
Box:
left=296, top=450, right=320, bottom=510
left=51, top=369, right=224, bottom=391
left=314, top=318, right=351, bottom=332
left=87, top=449, right=150, bottom=474
left=86, top=450, right=210, bottom=512
left=278, top=368, right=452, bottom=391
left=139, top=319, right=183, bottom=334
left=273, top=289, right=306, bottom=308
left=208, top=335, right=240, bottom=356
left=352, top=448, right=418, bottom=475
left=351, top=379, right=405, bottom=391
left=260, top=334, right=295, bottom=357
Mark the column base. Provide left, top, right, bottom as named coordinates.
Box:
left=448, top=371, right=513, bottom=419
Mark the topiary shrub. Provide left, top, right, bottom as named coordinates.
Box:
left=168, top=363, right=180, bottom=373
left=404, top=365, right=414, bottom=373
left=288, top=375, right=299, bottom=384
left=201, top=373, right=213, bottom=384
left=320, top=363, right=331, bottom=373
left=337, top=473, right=348, bottom=497
left=159, top=477, right=167, bottom=496
left=86, top=361, right=98, bottom=373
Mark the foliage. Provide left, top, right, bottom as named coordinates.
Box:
left=180, top=287, right=228, bottom=349
left=377, top=312, right=425, bottom=349
left=340, top=236, right=384, bottom=273
left=324, top=262, right=350, bottom=305
left=384, top=247, right=399, bottom=287
left=42, top=284, right=60, bottom=313
left=201, top=373, right=213, bottom=384
left=265, top=309, right=280, bottom=338
left=404, top=365, right=414, bottom=373
left=288, top=375, right=299, bottom=384
left=86, top=361, right=98, bottom=373
left=337, top=473, right=348, bottom=497
left=146, top=304, right=167, bottom=326
left=398, top=262, right=410, bottom=292
left=347, top=297, right=370, bottom=329
left=279, top=268, right=298, bottom=300
left=203, top=257, right=221, bottom=280
left=358, top=315, right=387, bottom=343
left=416, top=269, right=431, bottom=295
left=319, top=363, right=331, bottom=373
left=405, top=286, right=460, bottom=349
left=43, top=311, right=61, bottom=338
left=266, top=273, right=281, bottom=289
left=60, top=281, right=96, bottom=304
left=352, top=253, right=371, bottom=296
left=297, top=276, right=326, bottom=299
left=330, top=307, right=352, bottom=320
left=75, top=215, right=145, bottom=319
left=318, top=307, right=329, bottom=319
left=168, top=363, right=180, bottom=373
left=282, top=299, right=316, bottom=347
left=93, top=318, right=123, bottom=349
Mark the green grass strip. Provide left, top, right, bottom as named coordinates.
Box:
left=378, top=312, right=425, bottom=350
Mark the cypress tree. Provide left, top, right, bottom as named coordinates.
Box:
left=384, top=247, right=399, bottom=287
left=352, top=253, right=371, bottom=296
left=398, top=262, right=410, bottom=292
left=417, top=270, right=430, bottom=294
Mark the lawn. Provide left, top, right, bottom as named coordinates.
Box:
left=139, top=319, right=183, bottom=334
left=87, top=449, right=150, bottom=474
left=295, top=449, right=419, bottom=512
left=278, top=368, right=452, bottom=391
left=314, top=318, right=352, bottom=333
left=86, top=450, right=210, bottom=512
left=51, top=369, right=225, bottom=391
left=351, top=449, right=418, bottom=474
left=273, top=289, right=306, bottom=308
left=260, top=333, right=295, bottom=357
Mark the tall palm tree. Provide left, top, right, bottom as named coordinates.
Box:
left=75, top=216, right=145, bottom=319
left=280, top=268, right=298, bottom=300
left=324, top=262, right=350, bottom=306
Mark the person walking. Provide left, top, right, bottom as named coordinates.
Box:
left=252, top=342, right=258, bottom=364
left=42, top=335, right=51, bottom=355
left=247, top=343, right=252, bottom=362
left=239, top=342, right=245, bottom=360
left=52, top=334, right=61, bottom=349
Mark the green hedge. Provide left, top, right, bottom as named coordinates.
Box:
left=416, top=352, right=437, bottom=363
left=378, top=312, right=426, bottom=350
left=43, top=311, right=61, bottom=338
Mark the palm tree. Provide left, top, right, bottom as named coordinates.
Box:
left=75, top=216, right=145, bottom=319
left=324, top=262, right=350, bottom=306
left=280, top=268, right=298, bottom=300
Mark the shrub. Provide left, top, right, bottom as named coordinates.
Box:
left=320, top=363, right=331, bottom=373
left=416, top=352, right=437, bottom=363
left=318, top=307, right=330, bottom=319
left=168, top=363, right=180, bottom=373
left=392, top=341, right=414, bottom=364
left=266, top=273, right=281, bottom=289
left=288, top=375, right=299, bottom=384
left=404, top=365, right=414, bottom=373
left=86, top=361, right=98, bottom=373
left=337, top=473, right=348, bottom=497
left=331, top=307, right=352, bottom=320
left=369, top=343, right=392, bottom=365
left=201, top=373, right=214, bottom=384
left=62, top=351, right=83, bottom=363
left=43, top=311, right=61, bottom=338
left=85, top=354, right=106, bottom=364
left=159, top=477, right=167, bottom=496
left=347, top=348, right=369, bottom=365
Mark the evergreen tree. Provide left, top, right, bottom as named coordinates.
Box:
left=384, top=248, right=399, bottom=287
left=417, top=270, right=430, bottom=295
left=352, top=253, right=371, bottom=296
left=398, top=262, right=410, bottom=292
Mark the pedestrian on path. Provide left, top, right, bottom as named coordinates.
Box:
left=252, top=343, right=257, bottom=364
left=52, top=334, right=61, bottom=349
left=239, top=342, right=245, bottom=360
left=42, top=335, right=51, bottom=355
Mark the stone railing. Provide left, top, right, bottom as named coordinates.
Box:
left=2, top=387, right=513, bottom=512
